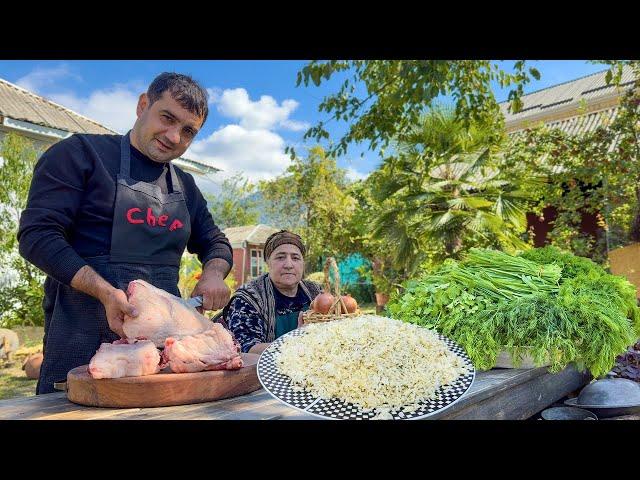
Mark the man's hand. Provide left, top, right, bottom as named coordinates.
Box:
left=191, top=275, right=230, bottom=312
left=191, top=258, right=232, bottom=312
left=101, top=288, right=139, bottom=338
left=71, top=265, right=138, bottom=338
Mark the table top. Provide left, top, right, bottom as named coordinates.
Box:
left=0, top=366, right=590, bottom=420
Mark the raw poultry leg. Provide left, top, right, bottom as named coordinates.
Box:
left=163, top=324, right=243, bottom=373
left=88, top=339, right=161, bottom=379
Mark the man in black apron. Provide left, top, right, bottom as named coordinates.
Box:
left=18, top=73, right=233, bottom=394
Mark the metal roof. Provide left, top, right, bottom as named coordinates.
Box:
left=524, top=106, right=620, bottom=136
left=499, top=65, right=636, bottom=131
left=223, top=224, right=280, bottom=247
left=0, top=77, right=115, bottom=134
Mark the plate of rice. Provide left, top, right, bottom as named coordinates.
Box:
left=257, top=314, right=475, bottom=420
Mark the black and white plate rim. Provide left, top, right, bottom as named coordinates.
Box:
left=257, top=326, right=476, bottom=420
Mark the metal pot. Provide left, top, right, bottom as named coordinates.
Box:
left=564, top=378, right=640, bottom=418
left=541, top=406, right=597, bottom=420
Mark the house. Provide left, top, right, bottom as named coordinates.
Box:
left=498, top=66, right=637, bottom=248
left=0, top=76, right=219, bottom=176
left=223, top=225, right=280, bottom=285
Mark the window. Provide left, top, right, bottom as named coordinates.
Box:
left=250, top=249, right=264, bottom=278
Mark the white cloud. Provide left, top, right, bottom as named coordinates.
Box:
left=186, top=87, right=311, bottom=182
left=48, top=86, right=140, bottom=134
left=15, top=64, right=143, bottom=134
left=207, top=87, right=223, bottom=104
left=345, top=167, right=368, bottom=182
left=215, top=88, right=308, bottom=131
left=186, top=125, right=291, bottom=182
left=16, top=67, right=306, bottom=181
left=15, top=64, right=81, bottom=93
left=279, top=119, right=309, bottom=132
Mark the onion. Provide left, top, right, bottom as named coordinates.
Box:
left=312, top=293, right=335, bottom=314
left=341, top=294, right=358, bottom=313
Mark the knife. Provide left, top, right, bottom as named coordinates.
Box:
left=186, top=295, right=203, bottom=309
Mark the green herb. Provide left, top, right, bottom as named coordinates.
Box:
left=519, top=246, right=606, bottom=280
left=388, top=247, right=640, bottom=377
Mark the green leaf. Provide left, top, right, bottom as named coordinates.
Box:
left=310, top=68, right=322, bottom=87
left=529, top=67, right=541, bottom=80
left=296, top=60, right=530, bottom=158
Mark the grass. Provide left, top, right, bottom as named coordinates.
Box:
left=0, top=363, right=38, bottom=400
left=0, top=326, right=43, bottom=400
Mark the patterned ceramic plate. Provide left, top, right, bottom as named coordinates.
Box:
left=257, top=327, right=475, bottom=420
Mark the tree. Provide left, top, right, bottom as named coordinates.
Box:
left=603, top=61, right=640, bottom=244
left=290, top=60, right=540, bottom=159
left=342, top=177, right=409, bottom=299
left=205, top=173, right=260, bottom=230
left=259, top=146, right=356, bottom=270
left=0, top=133, right=46, bottom=327
left=368, top=108, right=536, bottom=277
left=503, top=63, right=640, bottom=262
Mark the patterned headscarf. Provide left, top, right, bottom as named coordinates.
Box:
left=263, top=230, right=306, bottom=259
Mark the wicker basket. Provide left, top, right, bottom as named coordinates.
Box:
left=302, top=257, right=361, bottom=325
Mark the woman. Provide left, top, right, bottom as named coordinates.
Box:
left=223, top=230, right=323, bottom=354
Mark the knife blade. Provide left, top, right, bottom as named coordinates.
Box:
left=186, top=295, right=203, bottom=309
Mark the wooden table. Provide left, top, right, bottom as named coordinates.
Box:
left=0, top=365, right=591, bottom=420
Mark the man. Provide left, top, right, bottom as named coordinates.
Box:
left=18, top=72, right=233, bottom=394
left=223, top=230, right=323, bottom=354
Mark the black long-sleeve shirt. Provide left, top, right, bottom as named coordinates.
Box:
left=17, top=133, right=232, bottom=286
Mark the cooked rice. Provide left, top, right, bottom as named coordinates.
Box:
left=275, top=314, right=471, bottom=411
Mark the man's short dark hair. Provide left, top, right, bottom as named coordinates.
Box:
left=147, top=72, right=209, bottom=124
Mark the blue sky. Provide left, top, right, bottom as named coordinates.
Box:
left=0, top=60, right=608, bottom=192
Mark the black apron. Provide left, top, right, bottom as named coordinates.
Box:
left=37, top=132, right=191, bottom=394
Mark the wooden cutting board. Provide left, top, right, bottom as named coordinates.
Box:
left=66, top=353, right=262, bottom=408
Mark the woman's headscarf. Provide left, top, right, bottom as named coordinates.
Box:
left=263, top=230, right=306, bottom=259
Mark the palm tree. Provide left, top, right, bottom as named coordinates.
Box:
left=370, top=107, right=536, bottom=273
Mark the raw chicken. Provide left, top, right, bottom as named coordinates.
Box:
left=163, top=324, right=244, bottom=373
left=123, top=279, right=212, bottom=347
left=88, top=339, right=161, bottom=379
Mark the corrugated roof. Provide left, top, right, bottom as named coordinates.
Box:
left=500, top=66, right=636, bottom=126
left=224, top=226, right=257, bottom=245
left=247, top=225, right=280, bottom=244
left=543, top=107, right=619, bottom=136
left=223, top=224, right=280, bottom=246
left=0, top=77, right=115, bottom=134
left=508, top=107, right=621, bottom=155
